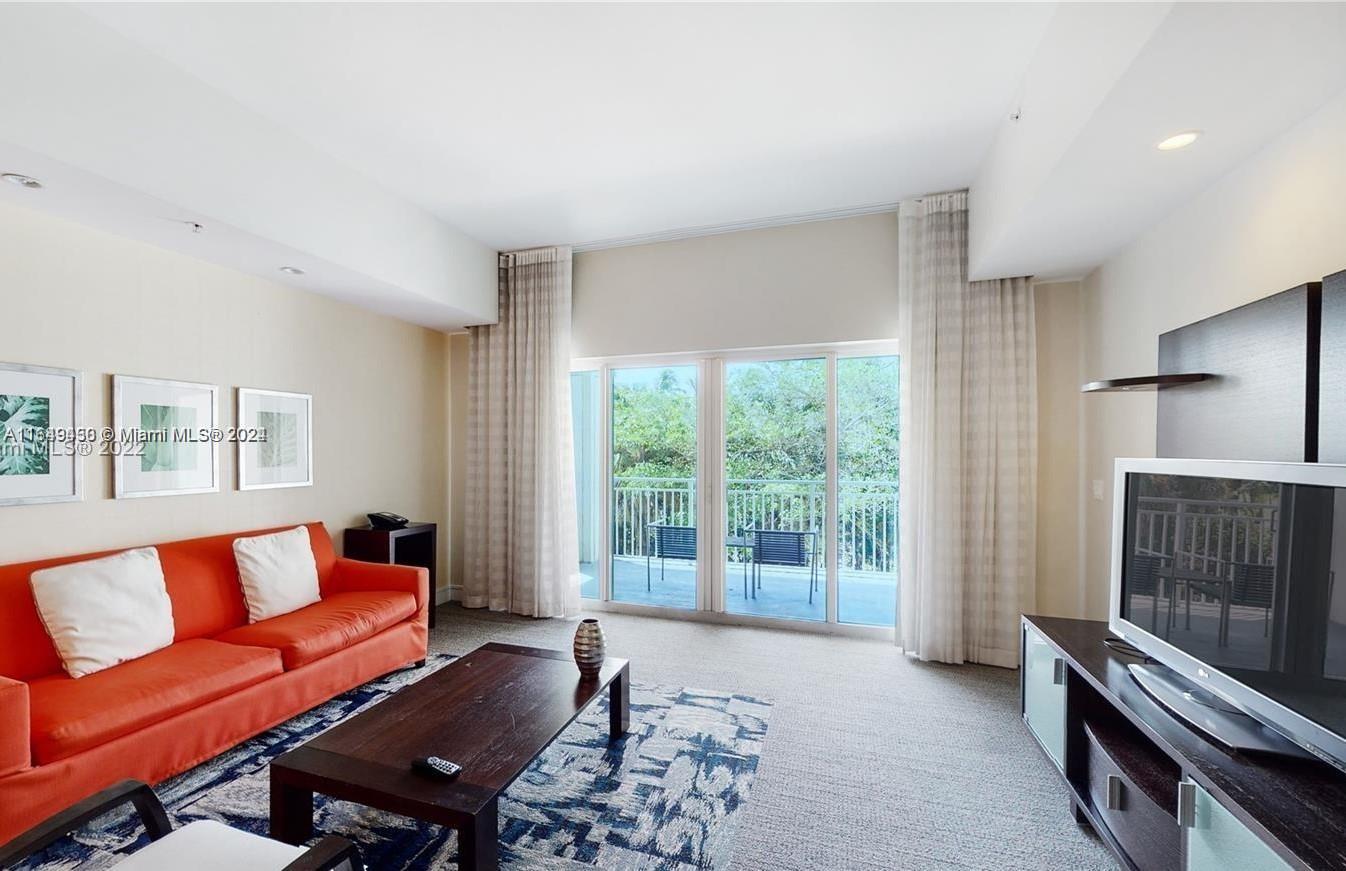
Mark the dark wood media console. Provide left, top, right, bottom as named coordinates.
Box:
left=1022, top=615, right=1346, bottom=870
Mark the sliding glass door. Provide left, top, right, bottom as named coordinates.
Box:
left=609, top=365, right=699, bottom=609
left=724, top=357, right=826, bottom=621
left=572, top=343, right=898, bottom=632
left=836, top=355, right=900, bottom=626
left=571, top=370, right=601, bottom=600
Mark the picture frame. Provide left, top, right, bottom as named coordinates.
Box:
left=237, top=387, right=313, bottom=490
left=112, top=375, right=220, bottom=498
left=0, top=362, right=83, bottom=507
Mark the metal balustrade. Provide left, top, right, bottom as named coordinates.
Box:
left=610, top=476, right=900, bottom=573
left=1134, top=496, right=1279, bottom=574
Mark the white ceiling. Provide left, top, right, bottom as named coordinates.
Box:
left=79, top=2, right=1057, bottom=251
left=4, top=3, right=1346, bottom=328
left=0, top=3, right=498, bottom=330
left=970, top=1, right=1346, bottom=281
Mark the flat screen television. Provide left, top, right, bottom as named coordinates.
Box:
left=1110, top=457, right=1346, bottom=770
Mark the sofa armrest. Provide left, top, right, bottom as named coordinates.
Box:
left=330, top=558, right=429, bottom=621
left=0, top=676, right=29, bottom=780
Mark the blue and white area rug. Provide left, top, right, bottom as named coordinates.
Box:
left=20, top=654, right=771, bottom=870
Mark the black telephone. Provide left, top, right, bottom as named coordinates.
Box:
left=367, top=511, right=409, bottom=530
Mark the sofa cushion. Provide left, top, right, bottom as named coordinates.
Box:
left=113, top=820, right=306, bottom=871
left=214, top=591, right=416, bottom=670
left=0, top=522, right=336, bottom=683
left=28, top=639, right=282, bottom=764
left=30, top=547, right=175, bottom=678
left=233, top=526, right=321, bottom=623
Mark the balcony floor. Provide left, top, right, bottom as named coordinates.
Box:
left=580, top=556, right=896, bottom=626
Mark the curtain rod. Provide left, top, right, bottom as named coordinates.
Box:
left=905, top=187, right=968, bottom=204
left=498, top=245, right=572, bottom=264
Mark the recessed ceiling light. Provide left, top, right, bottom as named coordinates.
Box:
left=279, top=266, right=305, bottom=276
left=1157, top=131, right=1201, bottom=151
left=2, top=173, right=43, bottom=189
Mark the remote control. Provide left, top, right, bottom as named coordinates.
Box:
left=412, top=756, right=462, bottom=780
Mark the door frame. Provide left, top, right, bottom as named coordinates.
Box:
left=572, top=339, right=898, bottom=639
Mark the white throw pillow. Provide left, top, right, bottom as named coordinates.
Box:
left=30, top=547, right=175, bottom=679
left=233, top=526, right=321, bottom=623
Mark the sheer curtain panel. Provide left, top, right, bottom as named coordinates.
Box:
left=897, top=191, right=1037, bottom=667
left=464, top=246, right=581, bottom=618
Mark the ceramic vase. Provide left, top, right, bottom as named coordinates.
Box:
left=573, top=618, right=606, bottom=677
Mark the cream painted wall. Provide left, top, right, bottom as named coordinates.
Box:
left=446, top=331, right=469, bottom=597
left=569, top=212, right=1085, bottom=620
left=0, top=202, right=451, bottom=591
left=1035, top=281, right=1085, bottom=617
left=572, top=212, right=901, bottom=358
left=1078, top=88, right=1346, bottom=619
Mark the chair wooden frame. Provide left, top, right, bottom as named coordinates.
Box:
left=0, top=779, right=361, bottom=870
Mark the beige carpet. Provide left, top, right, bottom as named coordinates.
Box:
left=429, top=605, right=1116, bottom=870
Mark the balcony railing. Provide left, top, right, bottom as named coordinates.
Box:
left=1134, top=495, right=1278, bottom=574
left=611, top=476, right=900, bottom=573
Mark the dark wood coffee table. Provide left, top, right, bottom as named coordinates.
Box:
left=269, top=642, right=630, bottom=870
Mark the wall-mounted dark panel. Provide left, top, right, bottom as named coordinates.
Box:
left=1320, top=270, right=1346, bottom=463
left=1157, top=284, right=1320, bottom=462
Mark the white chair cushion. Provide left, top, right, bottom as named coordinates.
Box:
left=112, top=820, right=305, bottom=871
left=233, top=526, right=321, bottom=622
left=30, top=547, right=174, bottom=679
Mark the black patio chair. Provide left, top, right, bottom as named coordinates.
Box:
left=750, top=529, right=819, bottom=604
left=1231, top=562, right=1276, bottom=636
left=646, top=520, right=697, bottom=591
left=1127, top=553, right=1169, bottom=634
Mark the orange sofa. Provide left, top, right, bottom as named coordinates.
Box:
left=0, top=522, right=429, bottom=843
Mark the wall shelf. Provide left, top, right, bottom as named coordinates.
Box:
left=1080, top=374, right=1211, bottom=393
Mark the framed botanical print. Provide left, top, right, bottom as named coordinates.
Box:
left=0, top=362, right=82, bottom=506
left=113, top=375, right=219, bottom=498
left=237, top=387, right=313, bottom=490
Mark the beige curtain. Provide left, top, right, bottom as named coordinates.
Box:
left=897, top=191, right=1037, bottom=667
left=464, top=246, right=581, bottom=618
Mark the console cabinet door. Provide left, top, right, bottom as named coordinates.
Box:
left=1182, top=779, right=1290, bottom=871
left=1022, top=623, right=1067, bottom=770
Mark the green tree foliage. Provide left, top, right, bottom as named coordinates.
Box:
left=610, top=357, right=900, bottom=484
left=1137, top=474, right=1278, bottom=506
left=607, top=358, right=900, bottom=567
left=837, top=356, right=900, bottom=484
left=611, top=368, right=697, bottom=480
left=725, top=359, right=825, bottom=481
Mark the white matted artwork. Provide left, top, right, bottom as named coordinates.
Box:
left=237, top=387, right=312, bottom=490
left=113, top=375, right=219, bottom=498
left=0, top=362, right=82, bottom=506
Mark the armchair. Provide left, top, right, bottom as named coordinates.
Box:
left=0, top=780, right=361, bottom=871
